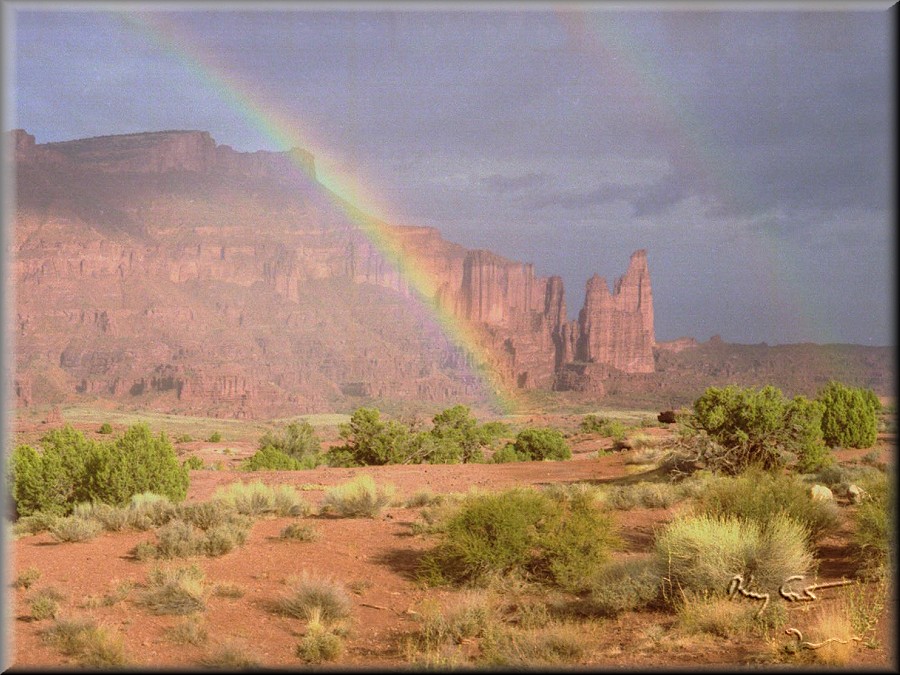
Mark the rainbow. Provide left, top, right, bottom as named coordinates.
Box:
left=116, top=10, right=524, bottom=414
left=555, top=8, right=835, bottom=344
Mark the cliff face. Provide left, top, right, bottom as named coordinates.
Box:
left=12, top=129, right=654, bottom=416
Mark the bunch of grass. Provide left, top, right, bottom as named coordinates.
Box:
left=279, top=522, right=318, bottom=541
left=41, top=617, right=129, bottom=667
left=674, top=590, right=759, bottom=638
left=655, top=513, right=813, bottom=601
left=177, top=499, right=237, bottom=530
left=164, top=616, right=208, bottom=646
left=212, top=582, right=245, bottom=599
left=296, top=607, right=345, bottom=663
left=481, top=622, right=594, bottom=666
left=200, top=642, right=260, bottom=668
left=14, top=566, right=41, bottom=590
left=71, top=502, right=130, bottom=532
left=320, top=475, right=395, bottom=518
left=48, top=516, right=103, bottom=543
left=588, top=557, right=661, bottom=616
left=605, top=482, right=680, bottom=510
left=135, top=515, right=252, bottom=560
left=29, top=587, right=65, bottom=621
left=853, top=472, right=892, bottom=573
left=13, top=512, right=60, bottom=538
left=275, top=573, right=352, bottom=623
left=128, top=493, right=178, bottom=531
left=690, top=468, right=839, bottom=543
left=405, top=491, right=446, bottom=508
left=211, top=481, right=309, bottom=517
left=138, top=564, right=208, bottom=615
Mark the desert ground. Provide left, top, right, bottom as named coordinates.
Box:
left=7, top=408, right=895, bottom=670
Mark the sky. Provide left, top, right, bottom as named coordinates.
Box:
left=6, top=1, right=896, bottom=346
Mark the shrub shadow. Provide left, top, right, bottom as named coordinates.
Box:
left=373, top=547, right=428, bottom=582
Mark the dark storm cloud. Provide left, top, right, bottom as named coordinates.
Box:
left=10, top=5, right=893, bottom=345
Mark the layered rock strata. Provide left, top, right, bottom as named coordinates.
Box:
left=12, top=129, right=655, bottom=416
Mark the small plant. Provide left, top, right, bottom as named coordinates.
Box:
left=48, top=516, right=103, bottom=543
left=279, top=522, right=318, bottom=542
left=182, top=455, right=204, bottom=471
left=606, top=482, right=680, bottom=510
left=675, top=590, right=759, bottom=638
left=138, top=564, right=208, bottom=615
left=275, top=573, right=352, bottom=623
left=177, top=499, right=237, bottom=530
left=296, top=608, right=345, bottom=663
left=853, top=472, right=892, bottom=574
left=41, top=617, right=130, bottom=667
left=13, top=512, right=60, bottom=537
left=207, top=431, right=222, bottom=443
left=509, top=428, right=571, bottom=461
left=691, top=468, right=839, bottom=543
left=29, top=587, right=65, bottom=621
left=589, top=557, right=661, bottom=616
left=213, top=582, right=245, bottom=599
left=165, top=616, right=208, bottom=645
left=97, top=422, right=113, bottom=435
left=654, top=513, right=813, bottom=601
left=320, top=475, right=395, bottom=518
left=14, top=566, right=41, bottom=589
left=212, top=481, right=309, bottom=517
left=127, top=492, right=178, bottom=530
left=405, top=491, right=445, bottom=508
left=242, top=446, right=304, bottom=471
left=175, top=433, right=193, bottom=443
left=200, top=642, right=260, bottom=668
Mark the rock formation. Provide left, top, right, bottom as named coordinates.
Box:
left=11, top=129, right=656, bottom=417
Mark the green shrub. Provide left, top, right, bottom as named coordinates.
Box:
left=275, top=573, right=352, bottom=623
left=691, top=468, right=839, bottom=543
left=425, top=405, right=489, bottom=464
left=81, top=425, right=189, bottom=507
left=242, top=446, right=304, bottom=471
left=654, top=513, right=813, bottom=600
left=420, top=487, right=617, bottom=589
left=207, top=431, right=222, bottom=443
left=491, top=444, right=527, bottom=464
left=588, top=558, right=661, bottom=616
left=97, top=423, right=113, bottom=435
left=329, top=407, right=416, bottom=466
left=257, top=420, right=322, bottom=464
left=296, top=624, right=344, bottom=663
left=509, top=428, right=571, bottom=461
left=182, top=456, right=204, bottom=471
left=320, top=475, right=395, bottom=518
left=175, top=434, right=193, bottom=444
left=817, top=381, right=880, bottom=449
left=688, top=385, right=829, bottom=473
left=580, top=415, right=627, bottom=441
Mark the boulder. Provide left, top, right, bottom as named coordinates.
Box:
left=810, top=484, right=834, bottom=502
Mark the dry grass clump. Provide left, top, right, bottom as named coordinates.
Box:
left=212, top=582, right=245, bottom=599
left=80, top=579, right=133, bottom=609
left=279, top=522, right=318, bottom=542
left=48, top=516, right=103, bottom=543
left=275, top=573, right=352, bottom=623
left=655, top=513, right=813, bottom=600
left=481, top=622, right=597, bottom=666
left=29, top=587, right=65, bottom=621
left=211, top=481, right=309, bottom=517
left=690, top=468, right=839, bottom=543
left=674, top=590, right=760, bottom=638
left=72, top=502, right=130, bottom=531
left=296, top=607, right=345, bottom=664
left=405, top=491, right=446, bottom=508
left=13, top=512, right=60, bottom=537
left=200, top=641, right=261, bottom=668
left=588, top=557, right=661, bottom=616
left=138, top=564, right=208, bottom=615
left=164, top=616, right=208, bottom=646
left=133, top=514, right=252, bottom=560
left=320, top=475, right=395, bottom=518
left=14, top=566, right=41, bottom=589
left=127, top=492, right=178, bottom=530
left=605, top=481, right=680, bottom=510
left=176, top=499, right=237, bottom=530
left=41, top=616, right=130, bottom=667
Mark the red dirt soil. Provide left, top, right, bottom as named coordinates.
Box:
left=8, top=431, right=895, bottom=669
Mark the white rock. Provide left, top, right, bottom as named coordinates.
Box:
left=847, top=484, right=865, bottom=504
left=810, top=484, right=834, bottom=502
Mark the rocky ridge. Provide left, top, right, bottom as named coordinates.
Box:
left=12, top=129, right=656, bottom=417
